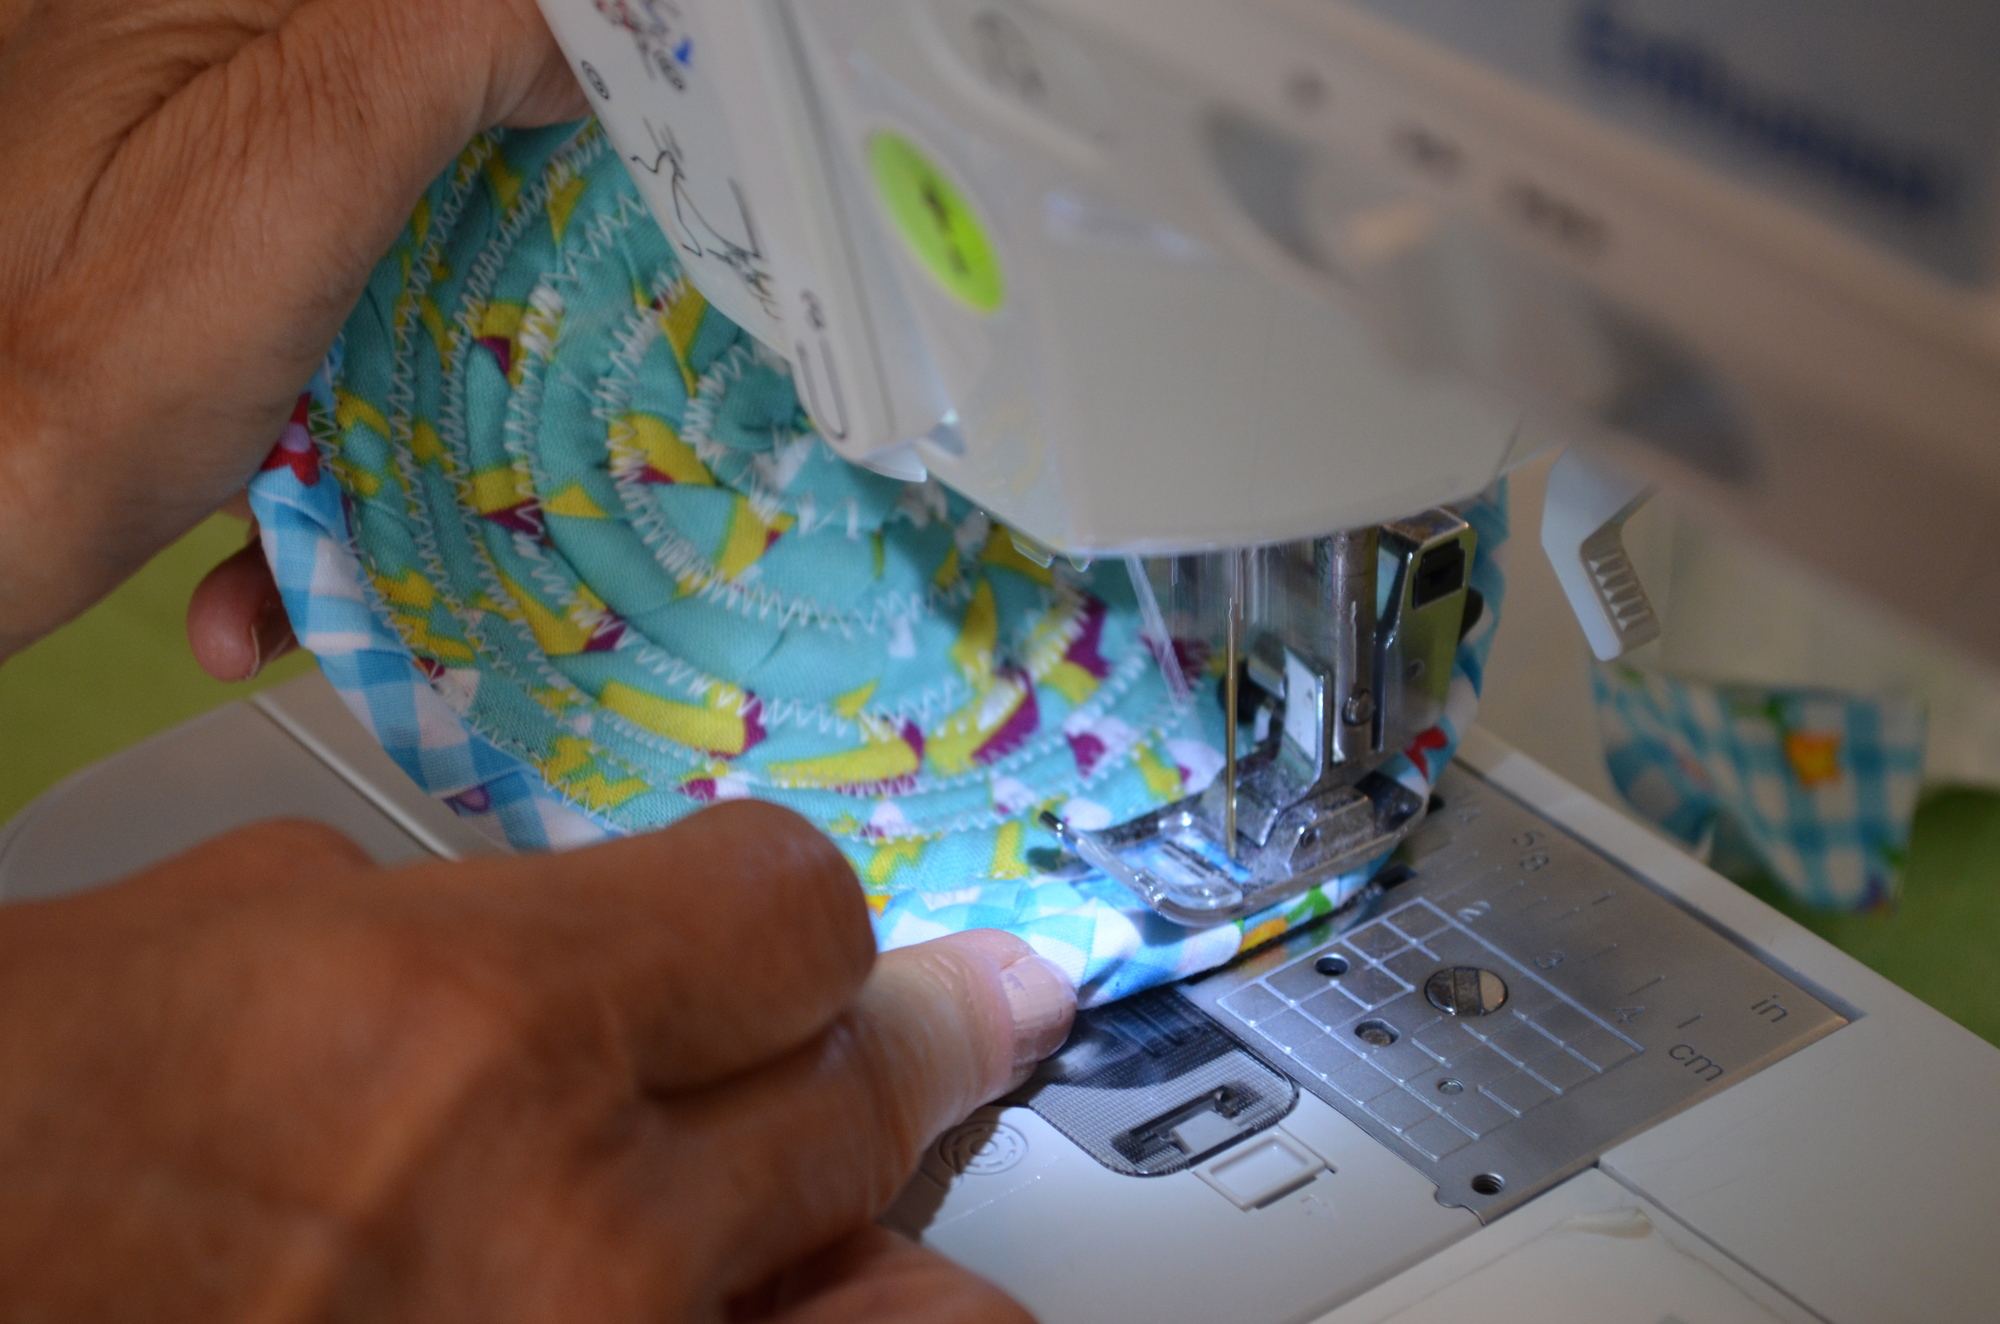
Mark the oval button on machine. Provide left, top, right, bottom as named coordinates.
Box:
left=1425, top=965, right=1509, bottom=1016
left=868, top=130, right=1005, bottom=313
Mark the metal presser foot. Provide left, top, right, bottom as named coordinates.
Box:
left=1045, top=510, right=1478, bottom=927
left=1041, top=773, right=1424, bottom=925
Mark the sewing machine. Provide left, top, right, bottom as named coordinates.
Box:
left=5, top=666, right=1995, bottom=1323
left=534, top=0, right=2000, bottom=926
left=7, top=0, right=2000, bottom=1319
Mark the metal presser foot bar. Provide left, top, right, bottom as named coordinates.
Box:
left=1048, top=511, right=1480, bottom=926
left=1022, top=761, right=1844, bottom=1222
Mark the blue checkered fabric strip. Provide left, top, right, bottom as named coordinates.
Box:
left=255, top=422, right=606, bottom=854
left=1593, top=664, right=1925, bottom=911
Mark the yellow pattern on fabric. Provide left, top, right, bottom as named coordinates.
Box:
left=498, top=573, right=592, bottom=657
left=402, top=618, right=475, bottom=664
left=619, top=412, right=713, bottom=485
left=600, top=680, right=756, bottom=756
left=472, top=301, right=532, bottom=386
left=472, top=466, right=534, bottom=517
left=951, top=579, right=996, bottom=684
left=335, top=390, right=390, bottom=440
left=374, top=569, right=434, bottom=610
left=476, top=302, right=523, bottom=341
left=418, top=295, right=451, bottom=364
left=532, top=682, right=585, bottom=716
left=541, top=736, right=648, bottom=811
left=657, top=279, right=708, bottom=395
left=865, top=838, right=927, bottom=886
left=768, top=732, right=920, bottom=790
left=484, top=154, right=524, bottom=212
left=933, top=544, right=960, bottom=590
left=1046, top=660, right=1100, bottom=705
left=327, top=456, right=382, bottom=499
left=410, top=420, right=444, bottom=466
left=1786, top=731, right=1843, bottom=787
left=927, top=673, right=1029, bottom=775
left=545, top=483, right=608, bottom=519
left=1134, top=741, right=1185, bottom=800
left=370, top=571, right=475, bottom=663
left=990, top=820, right=1031, bottom=880
left=714, top=497, right=793, bottom=582
left=547, top=168, right=587, bottom=243
left=834, top=681, right=878, bottom=719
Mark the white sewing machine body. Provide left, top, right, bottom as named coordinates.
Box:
left=528, top=0, right=2000, bottom=934
left=543, top=0, right=2000, bottom=663
left=4, top=673, right=1995, bottom=1324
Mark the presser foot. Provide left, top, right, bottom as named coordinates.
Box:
left=1040, top=773, right=1425, bottom=926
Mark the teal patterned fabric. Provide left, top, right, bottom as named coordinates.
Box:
left=249, top=121, right=1507, bottom=1003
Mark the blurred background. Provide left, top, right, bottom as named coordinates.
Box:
left=1482, top=454, right=2000, bottom=1049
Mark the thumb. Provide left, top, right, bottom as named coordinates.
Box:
left=658, top=930, right=1077, bottom=1305
left=186, top=529, right=296, bottom=682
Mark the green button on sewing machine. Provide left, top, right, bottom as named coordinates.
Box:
left=868, top=130, right=1004, bottom=312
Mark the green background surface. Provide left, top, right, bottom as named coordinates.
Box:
left=0, top=517, right=313, bottom=825
left=3, top=520, right=1996, bottom=1047
left=1726, top=798, right=2000, bottom=1047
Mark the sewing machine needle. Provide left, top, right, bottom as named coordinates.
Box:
left=1223, top=557, right=1240, bottom=859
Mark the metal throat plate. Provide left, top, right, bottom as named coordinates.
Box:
left=1178, top=762, right=1846, bottom=1220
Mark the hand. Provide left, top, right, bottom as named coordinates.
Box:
left=0, top=0, right=586, bottom=664
left=0, top=801, right=1075, bottom=1320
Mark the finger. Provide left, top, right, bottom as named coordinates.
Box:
left=748, top=1226, right=1033, bottom=1324
left=403, top=800, right=880, bottom=1093
left=186, top=538, right=295, bottom=682
left=663, top=929, right=1075, bottom=1295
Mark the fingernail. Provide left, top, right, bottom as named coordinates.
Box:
left=999, top=952, right=1076, bottom=1077
left=247, top=600, right=296, bottom=678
